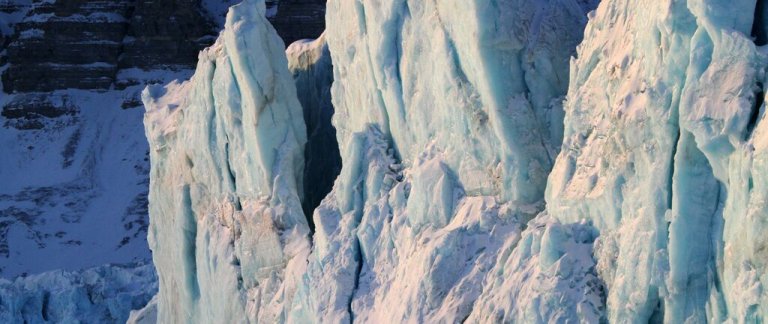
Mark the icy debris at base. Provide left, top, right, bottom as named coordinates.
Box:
left=142, top=0, right=310, bottom=322
left=292, top=127, right=529, bottom=322
left=0, top=263, right=156, bottom=323
left=467, top=215, right=604, bottom=323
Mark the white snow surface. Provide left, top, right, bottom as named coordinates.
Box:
left=0, top=73, right=191, bottom=278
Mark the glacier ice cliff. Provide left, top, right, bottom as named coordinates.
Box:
left=0, top=263, right=156, bottom=323
left=286, top=34, right=342, bottom=224
left=140, top=0, right=768, bottom=322
left=290, top=0, right=600, bottom=322
left=544, top=0, right=768, bottom=321
left=142, top=0, right=311, bottom=321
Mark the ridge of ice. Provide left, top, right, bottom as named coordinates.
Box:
left=137, top=0, right=768, bottom=322
left=289, top=0, right=599, bottom=322
left=142, top=0, right=310, bottom=322
left=0, top=263, right=155, bottom=323
left=545, top=0, right=768, bottom=321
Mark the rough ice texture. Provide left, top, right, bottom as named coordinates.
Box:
left=545, top=0, right=768, bottom=321
left=141, top=0, right=768, bottom=322
left=0, top=263, right=156, bottom=323
left=142, top=0, right=311, bottom=322
left=290, top=0, right=599, bottom=322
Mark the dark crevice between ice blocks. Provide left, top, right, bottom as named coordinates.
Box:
left=752, top=0, right=768, bottom=46
left=294, top=42, right=342, bottom=232
left=746, top=82, right=764, bottom=140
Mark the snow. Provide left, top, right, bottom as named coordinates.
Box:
left=18, top=28, right=42, bottom=39
left=0, top=262, right=156, bottom=323
left=0, top=51, right=189, bottom=323
left=0, top=86, right=161, bottom=278
left=0, top=0, right=31, bottom=37
left=141, top=0, right=310, bottom=322
left=467, top=215, right=604, bottom=323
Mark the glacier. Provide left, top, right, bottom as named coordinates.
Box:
left=291, top=0, right=601, bottom=322
left=142, top=0, right=312, bottom=321
left=136, top=0, right=768, bottom=322
left=285, top=33, right=342, bottom=221
left=545, top=0, right=768, bottom=321
left=0, top=262, right=156, bottom=323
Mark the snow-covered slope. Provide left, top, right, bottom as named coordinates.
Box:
left=0, top=71, right=191, bottom=278
left=142, top=0, right=310, bottom=322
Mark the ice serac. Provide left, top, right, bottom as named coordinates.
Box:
left=0, top=263, right=156, bottom=323
left=142, top=0, right=310, bottom=322
left=291, top=0, right=597, bottom=322
left=544, top=0, right=768, bottom=321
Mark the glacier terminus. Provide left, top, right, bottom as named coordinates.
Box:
left=3, top=0, right=768, bottom=323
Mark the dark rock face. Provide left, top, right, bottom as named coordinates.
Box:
left=269, top=0, right=326, bottom=46
left=1, top=93, right=77, bottom=129
left=1, top=0, right=216, bottom=93
left=0, top=0, right=327, bottom=94
left=120, top=0, right=216, bottom=68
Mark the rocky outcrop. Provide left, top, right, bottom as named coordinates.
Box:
left=0, top=0, right=327, bottom=129
left=268, top=0, right=325, bottom=46
left=120, top=0, right=216, bottom=69
left=1, top=0, right=216, bottom=93
left=0, top=0, right=327, bottom=94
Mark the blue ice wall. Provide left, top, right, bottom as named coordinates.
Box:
left=142, top=0, right=311, bottom=322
